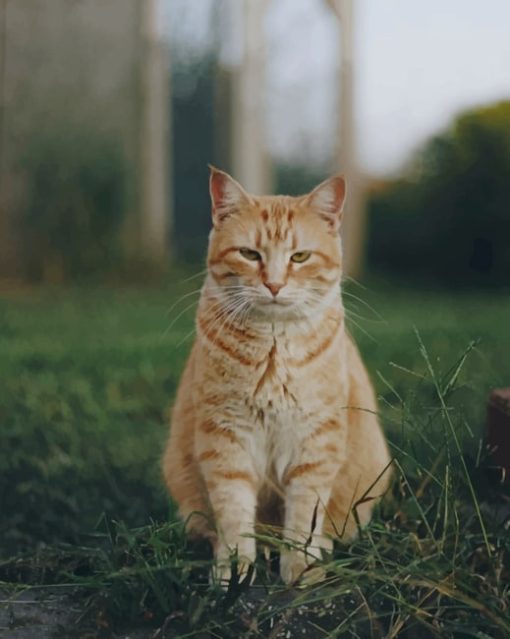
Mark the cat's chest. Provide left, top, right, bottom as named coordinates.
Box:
left=245, top=335, right=330, bottom=438
left=246, top=380, right=309, bottom=484
left=250, top=337, right=309, bottom=408
left=229, top=335, right=345, bottom=482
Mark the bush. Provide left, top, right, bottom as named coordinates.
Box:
left=20, top=122, right=126, bottom=282
left=368, top=100, right=510, bottom=287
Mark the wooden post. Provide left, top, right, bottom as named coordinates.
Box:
left=487, top=388, right=510, bottom=486
left=139, top=0, right=170, bottom=262
left=230, top=0, right=271, bottom=195
left=327, top=0, right=365, bottom=279
left=0, top=0, right=9, bottom=276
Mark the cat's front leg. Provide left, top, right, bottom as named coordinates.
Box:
left=196, top=421, right=258, bottom=586
left=280, top=428, right=343, bottom=584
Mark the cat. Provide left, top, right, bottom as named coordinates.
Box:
left=163, top=167, right=391, bottom=585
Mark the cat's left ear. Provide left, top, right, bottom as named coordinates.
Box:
left=305, top=176, right=346, bottom=232
left=209, top=165, right=251, bottom=226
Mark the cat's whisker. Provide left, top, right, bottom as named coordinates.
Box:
left=342, top=290, right=385, bottom=322
left=344, top=310, right=378, bottom=343
left=297, top=291, right=334, bottom=312
left=161, top=299, right=200, bottom=340
left=207, top=299, right=250, bottom=349
left=342, top=274, right=367, bottom=290
left=175, top=326, right=197, bottom=349
left=201, top=303, right=244, bottom=336
left=202, top=295, right=250, bottom=338
left=165, top=287, right=203, bottom=318
left=239, top=302, right=253, bottom=328
left=224, top=294, right=253, bottom=323
left=208, top=285, right=254, bottom=292
left=204, top=286, right=258, bottom=306
left=203, top=292, right=244, bottom=312
left=226, top=299, right=251, bottom=333
left=302, top=292, right=327, bottom=304
left=164, top=289, right=248, bottom=341
left=172, top=269, right=208, bottom=286
left=343, top=307, right=385, bottom=324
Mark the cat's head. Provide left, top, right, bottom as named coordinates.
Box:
left=206, top=167, right=346, bottom=320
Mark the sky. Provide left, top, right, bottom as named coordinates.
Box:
left=162, top=0, right=510, bottom=177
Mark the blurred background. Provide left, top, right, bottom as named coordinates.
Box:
left=1, top=0, right=510, bottom=563
left=1, top=0, right=509, bottom=285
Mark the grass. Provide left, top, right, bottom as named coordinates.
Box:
left=0, top=272, right=509, bottom=637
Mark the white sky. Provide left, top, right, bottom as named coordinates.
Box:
left=357, top=0, right=510, bottom=175
left=162, top=0, right=510, bottom=176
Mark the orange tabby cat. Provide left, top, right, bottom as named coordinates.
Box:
left=163, top=167, right=391, bottom=584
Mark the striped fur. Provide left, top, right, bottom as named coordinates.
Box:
left=163, top=168, right=391, bottom=585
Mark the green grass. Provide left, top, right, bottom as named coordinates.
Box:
left=1, top=273, right=509, bottom=637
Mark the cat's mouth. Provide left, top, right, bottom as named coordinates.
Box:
left=259, top=298, right=293, bottom=307
left=253, top=298, right=299, bottom=319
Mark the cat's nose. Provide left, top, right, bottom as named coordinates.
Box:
left=264, top=281, right=284, bottom=297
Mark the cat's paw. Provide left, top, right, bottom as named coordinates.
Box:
left=279, top=550, right=311, bottom=584
left=211, top=557, right=255, bottom=589
left=212, top=540, right=256, bottom=589
left=299, top=564, right=327, bottom=585
left=280, top=549, right=328, bottom=585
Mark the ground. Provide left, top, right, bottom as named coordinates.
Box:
left=0, top=273, right=509, bottom=638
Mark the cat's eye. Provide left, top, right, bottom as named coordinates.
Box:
left=291, top=251, right=311, bottom=263
left=239, top=247, right=262, bottom=261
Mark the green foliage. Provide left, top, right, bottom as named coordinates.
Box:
left=20, top=122, right=126, bottom=282
left=1, top=277, right=509, bottom=636
left=368, top=100, right=510, bottom=287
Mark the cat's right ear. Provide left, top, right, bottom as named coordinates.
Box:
left=209, top=165, right=250, bottom=226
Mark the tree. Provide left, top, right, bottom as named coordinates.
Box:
left=368, top=101, right=510, bottom=287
